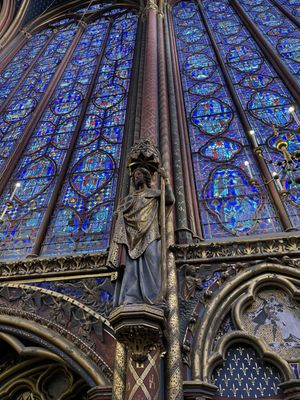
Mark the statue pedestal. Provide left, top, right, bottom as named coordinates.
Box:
left=109, top=304, right=166, bottom=361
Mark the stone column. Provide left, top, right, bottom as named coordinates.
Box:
left=139, top=0, right=159, bottom=144
left=125, top=348, right=161, bottom=400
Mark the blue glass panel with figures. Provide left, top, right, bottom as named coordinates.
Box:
left=201, top=0, right=300, bottom=229
left=277, top=0, right=300, bottom=18
left=41, top=11, right=138, bottom=256
left=238, top=0, right=300, bottom=82
left=0, top=23, right=78, bottom=184
left=173, top=0, right=282, bottom=238
left=212, top=346, right=283, bottom=398
left=0, top=28, right=52, bottom=105
left=0, top=17, right=113, bottom=259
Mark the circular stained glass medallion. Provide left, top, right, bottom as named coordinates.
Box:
left=200, top=138, right=241, bottom=161
left=16, top=156, right=55, bottom=202
left=93, top=84, right=125, bottom=109
left=174, top=3, right=196, bottom=19
left=4, top=98, right=36, bottom=123
left=206, top=1, right=227, bottom=12
left=191, top=98, right=233, bottom=135
left=248, top=90, right=292, bottom=126
left=278, top=38, right=300, bottom=63
left=35, top=57, right=59, bottom=73
left=215, top=20, right=241, bottom=36
left=240, top=74, right=273, bottom=89
left=71, top=150, right=115, bottom=197
left=256, top=12, right=284, bottom=27
left=184, top=54, right=215, bottom=81
left=178, top=26, right=203, bottom=43
left=51, top=90, right=83, bottom=115
left=189, top=82, right=221, bottom=96
left=228, top=46, right=263, bottom=73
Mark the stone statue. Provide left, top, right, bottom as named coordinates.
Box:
left=107, top=141, right=174, bottom=306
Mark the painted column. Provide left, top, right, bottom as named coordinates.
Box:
left=139, top=0, right=159, bottom=144
left=158, top=4, right=184, bottom=400
left=112, top=342, right=127, bottom=400
left=166, top=5, right=203, bottom=239
left=125, top=349, right=161, bottom=400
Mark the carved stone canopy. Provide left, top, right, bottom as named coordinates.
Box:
left=109, top=304, right=166, bottom=362
left=127, top=139, right=161, bottom=175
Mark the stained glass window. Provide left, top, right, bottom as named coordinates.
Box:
left=42, top=11, right=138, bottom=255
left=0, top=23, right=78, bottom=174
left=238, top=0, right=300, bottom=83
left=200, top=0, right=300, bottom=228
left=172, top=1, right=283, bottom=239
left=0, top=5, right=138, bottom=259
left=278, top=0, right=300, bottom=18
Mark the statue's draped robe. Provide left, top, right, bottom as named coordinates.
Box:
left=108, top=185, right=174, bottom=305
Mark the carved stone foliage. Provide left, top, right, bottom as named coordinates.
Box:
left=109, top=304, right=165, bottom=362
left=0, top=253, right=109, bottom=281
left=0, top=283, right=114, bottom=379
left=29, top=277, right=114, bottom=318
left=172, top=235, right=300, bottom=263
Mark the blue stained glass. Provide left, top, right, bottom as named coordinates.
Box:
left=277, top=38, right=300, bottom=63
left=173, top=0, right=281, bottom=238
left=71, top=151, right=114, bottom=197
left=184, top=54, right=215, bottom=80
left=201, top=138, right=242, bottom=161
left=0, top=16, right=116, bottom=259
left=255, top=11, right=284, bottom=26
left=248, top=90, right=292, bottom=126
left=268, top=129, right=300, bottom=153
left=3, top=97, right=36, bottom=123
left=0, top=23, right=77, bottom=179
left=205, top=168, right=261, bottom=234
left=93, top=84, right=125, bottom=109
left=201, top=0, right=300, bottom=230
left=239, top=0, right=300, bottom=82
left=16, top=157, right=55, bottom=202
left=178, top=26, right=203, bottom=43
left=51, top=90, right=83, bottom=114
left=41, top=11, right=138, bottom=256
left=215, top=20, right=241, bottom=35
left=191, top=98, right=233, bottom=135
left=0, top=30, right=51, bottom=107
left=240, top=74, right=273, bottom=89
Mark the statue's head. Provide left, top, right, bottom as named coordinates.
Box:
left=132, top=167, right=152, bottom=189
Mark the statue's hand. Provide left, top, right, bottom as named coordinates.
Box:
left=158, top=167, right=168, bottom=179
left=158, top=167, right=170, bottom=183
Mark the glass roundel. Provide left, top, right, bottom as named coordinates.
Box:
left=0, top=4, right=138, bottom=260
